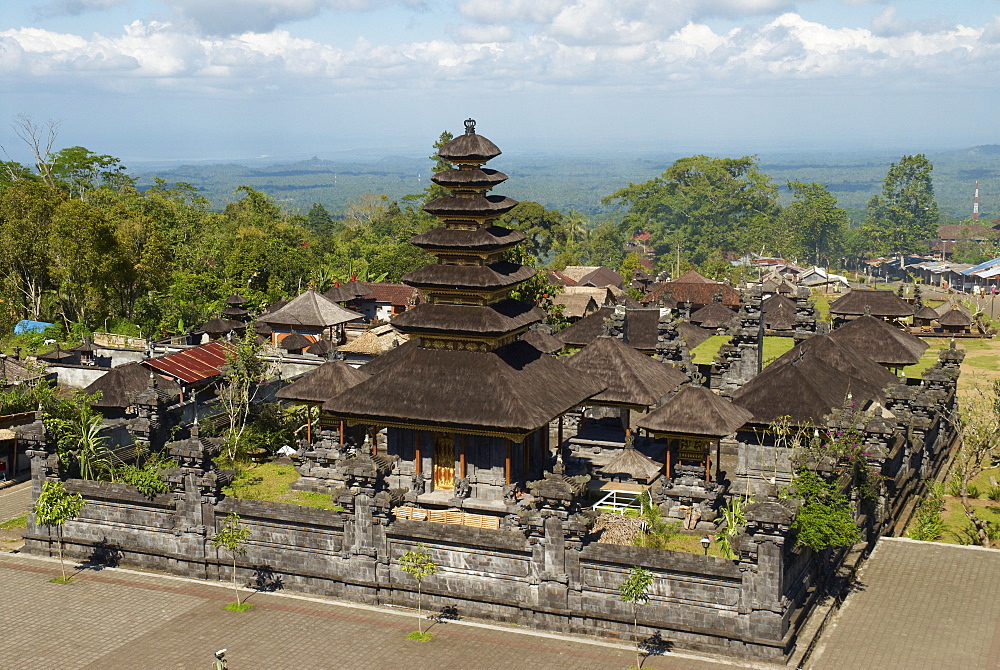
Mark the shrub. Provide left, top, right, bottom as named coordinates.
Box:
left=908, top=483, right=945, bottom=542
left=987, top=485, right=1000, bottom=502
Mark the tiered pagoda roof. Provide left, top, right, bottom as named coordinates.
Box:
left=324, top=120, right=603, bottom=437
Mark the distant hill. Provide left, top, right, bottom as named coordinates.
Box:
left=133, top=146, right=999, bottom=221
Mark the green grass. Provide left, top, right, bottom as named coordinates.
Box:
left=689, top=335, right=796, bottom=368
left=406, top=631, right=435, bottom=642
left=48, top=576, right=74, bottom=584
left=224, top=601, right=254, bottom=612
left=0, top=515, right=27, bottom=530
left=937, top=497, right=1000, bottom=545
left=223, top=462, right=343, bottom=510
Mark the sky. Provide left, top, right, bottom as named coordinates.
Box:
left=1, top=0, right=999, bottom=164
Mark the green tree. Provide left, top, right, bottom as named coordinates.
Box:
left=618, top=251, right=644, bottom=286
left=398, top=542, right=440, bottom=636
left=403, top=130, right=455, bottom=208
left=863, top=155, right=939, bottom=256
left=0, top=180, right=60, bottom=319
left=603, top=155, right=778, bottom=266
left=498, top=201, right=570, bottom=262
left=211, top=512, right=253, bottom=608
left=953, top=379, right=1000, bottom=548
left=618, top=565, right=654, bottom=669
left=779, top=181, right=849, bottom=266
left=217, top=327, right=269, bottom=463
left=32, top=480, right=86, bottom=582
left=49, top=146, right=133, bottom=198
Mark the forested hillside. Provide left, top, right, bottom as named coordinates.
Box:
left=1, top=134, right=997, bottom=344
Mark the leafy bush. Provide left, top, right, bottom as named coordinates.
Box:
left=786, top=469, right=862, bottom=552
left=113, top=451, right=176, bottom=497
left=633, top=492, right=680, bottom=549
left=947, top=473, right=963, bottom=497
left=716, top=495, right=750, bottom=559
left=987, top=485, right=1000, bottom=502
left=908, top=483, right=945, bottom=542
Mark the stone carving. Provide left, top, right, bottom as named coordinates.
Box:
left=453, top=477, right=471, bottom=499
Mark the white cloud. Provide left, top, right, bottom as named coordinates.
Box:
left=1, top=12, right=996, bottom=97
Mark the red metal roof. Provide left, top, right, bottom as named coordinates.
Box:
left=360, top=282, right=421, bottom=306
left=144, top=341, right=233, bottom=384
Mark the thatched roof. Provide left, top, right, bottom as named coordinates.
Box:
left=765, top=302, right=796, bottom=331
left=339, top=325, right=409, bottom=356
left=641, top=272, right=740, bottom=308
left=392, top=300, right=542, bottom=336
left=0, top=357, right=43, bottom=385
left=404, top=262, right=535, bottom=291
left=279, top=332, right=313, bottom=351
left=938, top=307, right=972, bottom=327
left=601, top=444, right=661, bottom=482
left=423, top=194, right=518, bottom=217
left=556, top=306, right=613, bottom=347
left=638, top=385, right=752, bottom=437
left=201, top=318, right=241, bottom=335
left=306, top=339, right=335, bottom=356
left=359, top=338, right=420, bottom=374
left=225, top=293, right=248, bottom=305
left=556, top=293, right=600, bottom=320
left=324, top=340, right=605, bottom=435
left=437, top=124, right=502, bottom=162
left=934, top=300, right=971, bottom=318
left=323, top=280, right=372, bottom=303
left=221, top=306, right=248, bottom=318
left=555, top=307, right=666, bottom=351
left=689, top=302, right=736, bottom=329
left=410, top=226, right=525, bottom=252
left=431, top=167, right=507, bottom=189
left=567, top=337, right=686, bottom=407
left=762, top=294, right=797, bottom=314
left=731, top=334, right=898, bottom=425
left=84, top=362, right=180, bottom=408
left=675, top=321, right=713, bottom=349
left=276, top=361, right=370, bottom=404
left=829, top=289, right=913, bottom=317
left=828, top=315, right=929, bottom=366
left=519, top=330, right=564, bottom=354
left=914, top=305, right=940, bottom=321
left=258, top=289, right=362, bottom=329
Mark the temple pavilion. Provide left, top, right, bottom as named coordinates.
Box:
left=323, top=120, right=604, bottom=511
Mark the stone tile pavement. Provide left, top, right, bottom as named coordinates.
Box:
left=0, top=553, right=769, bottom=670
left=808, top=538, right=1000, bottom=670
left=0, top=480, right=31, bottom=521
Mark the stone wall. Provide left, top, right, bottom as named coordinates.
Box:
left=22, top=436, right=806, bottom=661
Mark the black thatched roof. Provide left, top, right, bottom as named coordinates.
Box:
left=639, top=385, right=752, bottom=437
left=84, top=362, right=180, bottom=408
left=767, top=305, right=796, bottom=331
left=359, top=338, right=420, bottom=374
left=567, top=337, right=686, bottom=407
left=324, top=340, right=605, bottom=435
left=938, top=307, right=972, bottom=327
left=403, top=262, right=536, bottom=290
left=520, top=329, right=564, bottom=354
left=258, top=289, right=362, bottom=328
left=914, top=305, right=939, bottom=320
left=225, top=293, right=248, bottom=305
left=731, top=334, right=898, bottom=425
left=828, top=315, right=929, bottom=366
left=263, top=299, right=288, bottom=314
left=762, top=294, right=797, bottom=314
left=689, top=302, right=736, bottom=329
left=437, top=123, right=502, bottom=162
left=306, top=339, right=335, bottom=356
left=624, top=309, right=662, bottom=350
left=276, top=361, right=370, bottom=403
left=601, top=444, right=661, bottom=482
left=423, top=194, right=517, bottom=217
left=675, top=321, right=713, bottom=349
left=431, top=167, right=508, bottom=188
left=555, top=306, right=613, bottom=348
left=201, top=317, right=241, bottom=335
left=279, top=333, right=312, bottom=351
left=829, top=289, right=913, bottom=317
left=392, top=300, right=542, bottom=336
left=323, top=280, right=372, bottom=303
left=410, top=226, right=525, bottom=252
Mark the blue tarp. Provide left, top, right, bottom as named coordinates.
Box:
left=13, top=320, right=54, bottom=334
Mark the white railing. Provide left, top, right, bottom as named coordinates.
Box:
left=592, top=489, right=643, bottom=514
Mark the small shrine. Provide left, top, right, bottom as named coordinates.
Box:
left=638, top=382, right=752, bottom=529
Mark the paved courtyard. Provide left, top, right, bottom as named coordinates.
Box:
left=0, top=552, right=764, bottom=670
left=809, top=538, right=1000, bottom=670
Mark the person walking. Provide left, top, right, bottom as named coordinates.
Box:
left=213, top=649, right=228, bottom=670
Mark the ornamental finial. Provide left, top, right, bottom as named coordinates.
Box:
left=464, top=118, right=476, bottom=134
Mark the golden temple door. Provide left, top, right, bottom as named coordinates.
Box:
left=433, top=433, right=455, bottom=490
